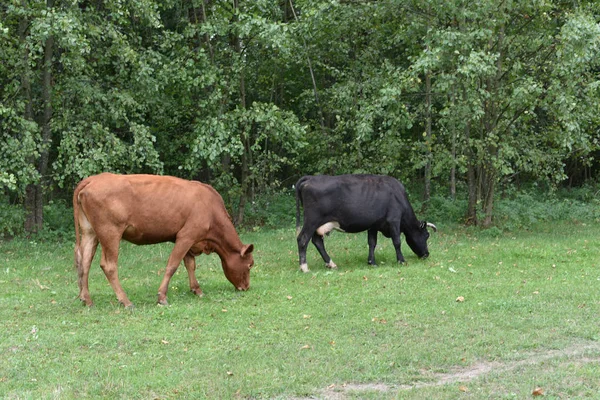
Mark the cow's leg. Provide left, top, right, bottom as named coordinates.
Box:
left=98, top=237, right=134, bottom=308
left=75, top=232, right=99, bottom=307
left=183, top=253, right=203, bottom=297
left=157, top=240, right=193, bottom=305
left=297, top=225, right=317, bottom=273
left=311, top=233, right=336, bottom=269
left=390, top=224, right=406, bottom=264
left=367, top=228, right=378, bottom=266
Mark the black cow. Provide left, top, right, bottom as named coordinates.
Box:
left=295, top=174, right=436, bottom=272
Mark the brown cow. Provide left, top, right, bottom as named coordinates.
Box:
left=73, top=173, right=254, bottom=308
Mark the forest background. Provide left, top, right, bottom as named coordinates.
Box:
left=1, top=0, right=599, bottom=237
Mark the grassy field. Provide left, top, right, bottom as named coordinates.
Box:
left=1, top=221, right=600, bottom=399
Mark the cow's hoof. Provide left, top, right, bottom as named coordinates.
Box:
left=157, top=299, right=169, bottom=306
left=300, top=263, right=309, bottom=273
left=368, top=260, right=377, bottom=266
left=80, top=299, right=94, bottom=307
left=77, top=295, right=93, bottom=307
left=326, top=261, right=337, bottom=269
left=191, top=288, right=204, bottom=297
left=124, top=303, right=136, bottom=310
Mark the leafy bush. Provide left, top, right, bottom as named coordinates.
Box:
left=494, top=189, right=600, bottom=231
left=38, top=199, right=74, bottom=240
left=0, top=202, right=25, bottom=238
left=414, top=195, right=469, bottom=225
left=240, top=190, right=297, bottom=230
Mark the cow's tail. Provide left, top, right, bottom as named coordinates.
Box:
left=295, top=177, right=308, bottom=237
left=72, top=177, right=90, bottom=272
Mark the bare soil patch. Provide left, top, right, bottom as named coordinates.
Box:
left=300, top=340, right=600, bottom=399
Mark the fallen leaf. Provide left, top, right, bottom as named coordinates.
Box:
left=456, top=296, right=465, bottom=302
left=286, top=296, right=293, bottom=300
left=222, top=309, right=228, bottom=312
left=458, top=385, right=468, bottom=392
left=161, top=340, right=169, bottom=344
left=301, top=344, right=310, bottom=350
left=532, top=387, right=544, bottom=396
left=226, top=371, right=233, bottom=376
left=363, top=276, right=368, bottom=281
left=303, top=314, right=311, bottom=319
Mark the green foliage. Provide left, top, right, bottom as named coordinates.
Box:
left=416, top=184, right=600, bottom=232
left=0, top=106, right=40, bottom=194
left=53, top=121, right=163, bottom=187
left=0, top=0, right=598, bottom=231
left=37, top=200, right=74, bottom=241
left=0, top=201, right=25, bottom=238
left=494, top=190, right=600, bottom=231
left=239, top=189, right=297, bottom=230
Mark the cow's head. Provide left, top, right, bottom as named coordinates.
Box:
left=405, top=221, right=437, bottom=259
left=222, top=244, right=254, bottom=291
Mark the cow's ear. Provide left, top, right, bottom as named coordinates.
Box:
left=241, top=244, right=254, bottom=257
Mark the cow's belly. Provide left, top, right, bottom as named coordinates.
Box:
left=317, top=221, right=374, bottom=235
left=316, top=222, right=344, bottom=236
left=122, top=225, right=177, bottom=245
left=338, top=220, right=387, bottom=234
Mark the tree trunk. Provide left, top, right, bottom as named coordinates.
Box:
left=232, top=0, right=248, bottom=226
left=288, top=0, right=325, bottom=131
left=482, top=172, right=495, bottom=228
left=465, top=121, right=477, bottom=225
left=200, top=0, right=214, bottom=63
left=479, top=23, right=504, bottom=229
left=236, top=131, right=250, bottom=226
left=423, top=71, right=432, bottom=208
left=450, top=128, right=456, bottom=200
left=24, top=0, right=55, bottom=234
left=19, top=0, right=42, bottom=234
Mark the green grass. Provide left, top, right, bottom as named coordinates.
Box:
left=1, top=222, right=600, bottom=399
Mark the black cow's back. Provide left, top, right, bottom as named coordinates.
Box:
left=295, top=174, right=411, bottom=233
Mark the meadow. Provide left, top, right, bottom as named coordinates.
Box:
left=1, top=221, right=600, bottom=399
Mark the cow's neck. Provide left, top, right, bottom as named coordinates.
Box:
left=401, top=208, right=420, bottom=232
left=205, top=218, right=244, bottom=260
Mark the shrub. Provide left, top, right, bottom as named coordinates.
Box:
left=0, top=201, right=25, bottom=238
left=38, top=199, right=74, bottom=240
left=241, top=190, right=296, bottom=230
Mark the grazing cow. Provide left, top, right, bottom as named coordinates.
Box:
left=73, top=173, right=254, bottom=308
left=295, top=174, right=436, bottom=272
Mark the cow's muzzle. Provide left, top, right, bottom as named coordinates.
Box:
left=420, top=253, right=430, bottom=259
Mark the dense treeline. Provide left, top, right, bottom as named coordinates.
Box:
left=1, top=0, right=599, bottom=235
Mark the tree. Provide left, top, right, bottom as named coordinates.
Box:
left=407, top=0, right=600, bottom=226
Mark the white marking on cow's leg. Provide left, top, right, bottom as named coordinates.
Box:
left=316, top=221, right=341, bottom=236
left=300, top=263, right=309, bottom=273
left=326, top=260, right=337, bottom=269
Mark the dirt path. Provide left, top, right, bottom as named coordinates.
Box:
left=296, top=340, right=600, bottom=399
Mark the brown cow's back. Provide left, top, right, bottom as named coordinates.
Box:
left=76, top=173, right=220, bottom=245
